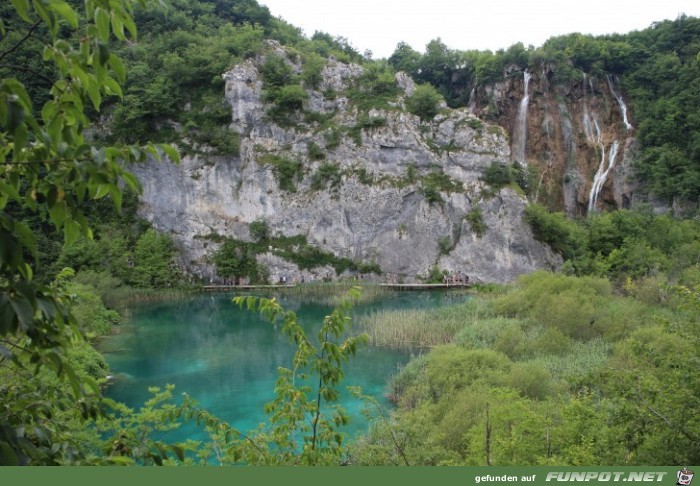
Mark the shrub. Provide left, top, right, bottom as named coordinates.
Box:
left=438, top=236, right=453, bottom=255
left=482, top=161, right=514, bottom=188
left=310, top=163, right=342, bottom=191
left=301, top=53, right=325, bottom=89
left=524, top=204, right=584, bottom=259
left=307, top=141, right=325, bottom=161
left=260, top=55, right=295, bottom=88
left=258, top=154, right=304, bottom=192
left=406, top=84, right=444, bottom=121
left=465, top=206, right=487, bottom=237
left=249, top=220, right=270, bottom=242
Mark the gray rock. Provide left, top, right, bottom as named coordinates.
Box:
left=133, top=50, right=561, bottom=284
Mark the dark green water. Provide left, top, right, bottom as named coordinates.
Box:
left=100, top=290, right=465, bottom=442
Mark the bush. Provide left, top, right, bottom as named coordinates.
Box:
left=129, top=229, right=180, bottom=288
left=258, top=154, right=304, bottom=192
left=310, top=163, right=342, bottom=191
left=465, top=206, right=487, bottom=237
left=307, top=141, right=325, bottom=160
left=405, top=84, right=444, bottom=121
left=453, top=317, right=525, bottom=350
left=260, top=55, right=295, bottom=88
left=301, top=53, right=325, bottom=89
left=524, top=204, right=584, bottom=259
left=249, top=220, right=270, bottom=242
left=482, top=161, right=514, bottom=188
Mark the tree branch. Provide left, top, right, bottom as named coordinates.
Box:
left=0, top=63, right=54, bottom=83
left=0, top=20, right=42, bottom=63
left=647, top=405, right=698, bottom=443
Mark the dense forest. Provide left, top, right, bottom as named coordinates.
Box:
left=0, top=0, right=699, bottom=465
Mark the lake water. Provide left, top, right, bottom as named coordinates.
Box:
left=100, top=289, right=466, bottom=443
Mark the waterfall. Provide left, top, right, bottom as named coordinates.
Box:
left=582, top=73, right=602, bottom=144
left=606, top=75, right=633, bottom=131
left=588, top=140, right=620, bottom=212
left=513, top=70, right=532, bottom=164
left=467, top=85, right=477, bottom=115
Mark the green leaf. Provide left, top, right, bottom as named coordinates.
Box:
left=159, top=143, right=180, bottom=163
left=94, top=184, right=111, bottom=199
left=109, top=185, right=122, bottom=209
left=170, top=444, right=185, bottom=462
left=3, top=79, right=33, bottom=112
left=13, top=124, right=28, bottom=153
left=111, top=13, right=124, bottom=40
left=109, top=54, right=126, bottom=83
left=7, top=98, right=26, bottom=132
left=10, top=0, right=32, bottom=23
left=50, top=0, right=78, bottom=27
left=97, top=42, right=110, bottom=66
left=9, top=294, right=34, bottom=331
left=94, top=7, right=110, bottom=41
left=102, top=76, right=122, bottom=98
left=32, top=0, right=55, bottom=36
left=64, top=218, right=80, bottom=246
left=122, top=13, right=137, bottom=39
left=14, top=220, right=36, bottom=258
left=48, top=202, right=67, bottom=229
left=86, top=82, right=101, bottom=111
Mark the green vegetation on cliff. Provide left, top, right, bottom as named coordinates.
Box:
left=387, top=18, right=700, bottom=203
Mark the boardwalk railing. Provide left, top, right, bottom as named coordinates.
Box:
left=203, top=282, right=470, bottom=292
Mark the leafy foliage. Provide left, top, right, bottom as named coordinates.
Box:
left=351, top=272, right=700, bottom=466
left=405, top=84, right=444, bottom=121
left=210, top=227, right=381, bottom=281
left=310, top=162, right=342, bottom=191
left=0, top=0, right=180, bottom=464
left=226, top=290, right=368, bottom=464
left=258, top=154, right=304, bottom=192
left=465, top=206, right=487, bottom=237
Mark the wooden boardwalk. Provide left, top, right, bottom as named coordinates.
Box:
left=203, top=283, right=470, bottom=292
left=379, top=283, right=470, bottom=290
left=203, top=284, right=294, bottom=291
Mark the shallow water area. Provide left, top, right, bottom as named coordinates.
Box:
left=100, top=289, right=467, bottom=443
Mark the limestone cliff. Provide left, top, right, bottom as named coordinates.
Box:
left=132, top=44, right=561, bottom=283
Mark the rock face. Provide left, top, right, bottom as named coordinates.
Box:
left=132, top=45, right=561, bottom=283
left=470, top=65, right=646, bottom=216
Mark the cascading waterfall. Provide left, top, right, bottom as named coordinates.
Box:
left=583, top=73, right=629, bottom=212
left=606, top=75, right=633, bottom=131
left=512, top=70, right=532, bottom=164
left=467, top=84, right=477, bottom=115
left=588, top=140, right=620, bottom=212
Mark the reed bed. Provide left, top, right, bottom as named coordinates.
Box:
left=357, top=300, right=487, bottom=349
left=266, top=281, right=392, bottom=306
left=526, top=338, right=612, bottom=380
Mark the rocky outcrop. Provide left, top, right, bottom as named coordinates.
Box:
left=132, top=45, right=561, bottom=283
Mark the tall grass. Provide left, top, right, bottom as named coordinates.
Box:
left=272, top=281, right=392, bottom=306
left=358, top=299, right=492, bottom=349
left=526, top=338, right=612, bottom=381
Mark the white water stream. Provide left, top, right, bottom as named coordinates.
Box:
left=513, top=70, right=532, bottom=164
left=588, top=140, right=620, bottom=212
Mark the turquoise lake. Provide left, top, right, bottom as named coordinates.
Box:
left=100, top=290, right=466, bottom=442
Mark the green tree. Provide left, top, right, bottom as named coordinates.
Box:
left=405, top=84, right=444, bottom=121
left=223, top=290, right=368, bottom=464
left=0, top=0, right=178, bottom=464
left=129, top=229, right=179, bottom=288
